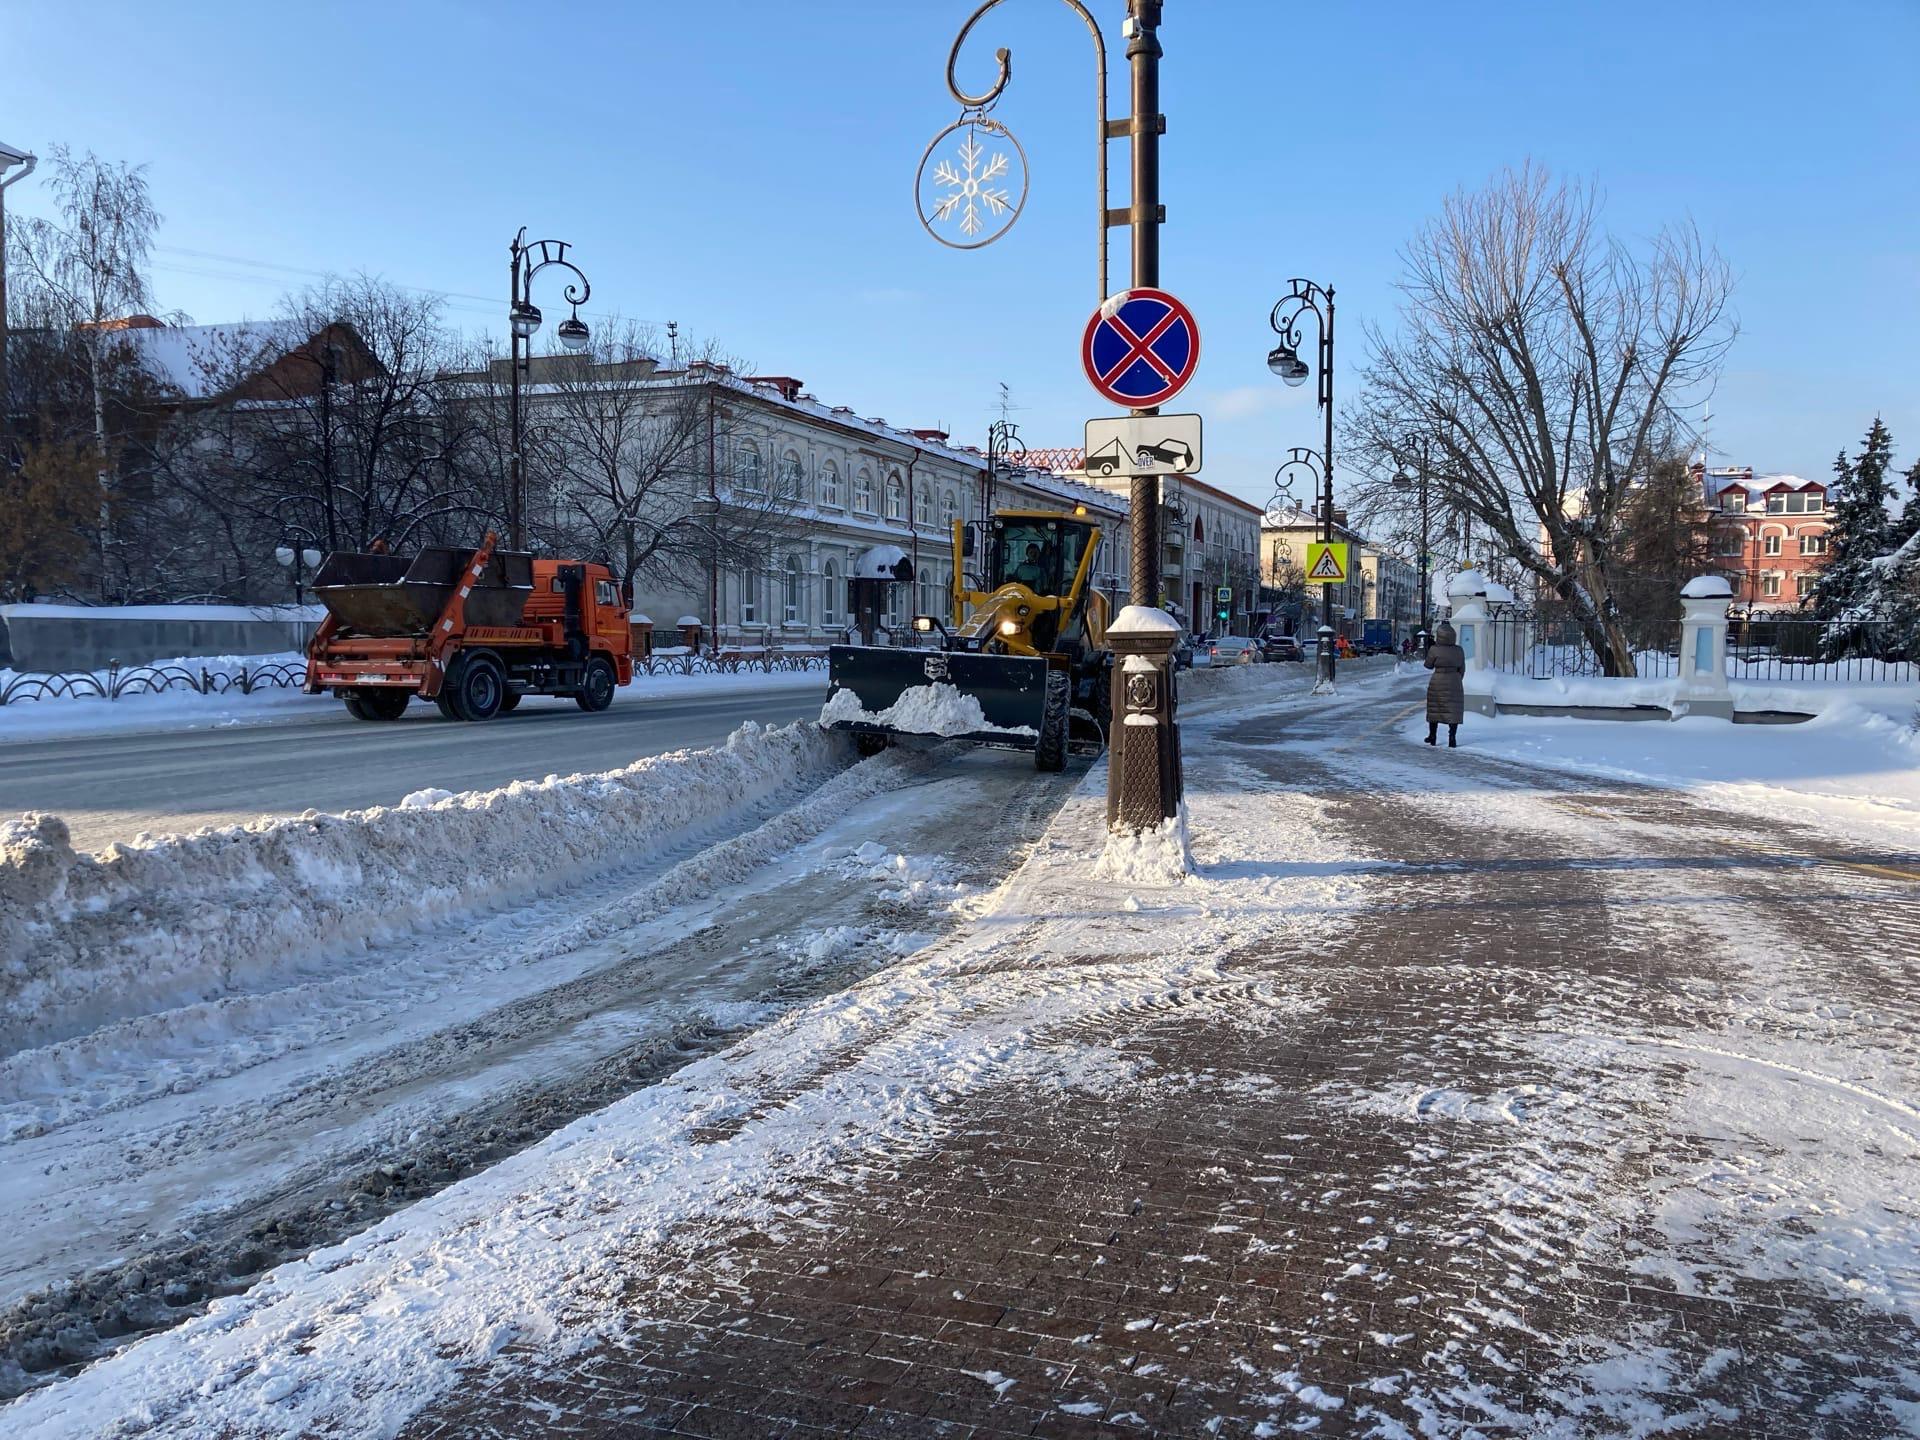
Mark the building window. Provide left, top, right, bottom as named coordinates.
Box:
left=1800, top=532, right=1827, bottom=556
left=820, top=460, right=840, bottom=508
left=780, top=451, right=805, bottom=501
left=941, top=490, right=958, bottom=530
left=821, top=559, right=839, bottom=627
left=914, top=481, right=932, bottom=528
left=1761, top=573, right=1782, bottom=598
left=885, top=471, right=906, bottom=521
left=783, top=554, right=804, bottom=623
left=735, top=443, right=762, bottom=492
left=1796, top=572, right=1816, bottom=597
left=1721, top=490, right=1746, bottom=512
left=854, top=466, right=874, bottom=513
left=1762, top=533, right=1782, bottom=556
left=1806, top=493, right=1825, bottom=513
left=739, top=569, right=759, bottom=625
left=1716, top=529, right=1745, bottom=557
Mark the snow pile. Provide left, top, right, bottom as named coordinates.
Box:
left=820, top=681, right=1035, bottom=738
left=0, top=721, right=853, bottom=1054
left=1094, top=803, right=1193, bottom=886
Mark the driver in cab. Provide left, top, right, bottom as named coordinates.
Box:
left=1013, top=542, right=1048, bottom=591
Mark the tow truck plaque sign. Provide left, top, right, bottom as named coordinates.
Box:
left=1082, top=414, right=1203, bottom=478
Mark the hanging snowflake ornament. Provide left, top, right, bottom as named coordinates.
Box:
left=915, top=114, right=1028, bottom=250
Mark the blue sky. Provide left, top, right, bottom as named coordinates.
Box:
left=4, top=0, right=1916, bottom=511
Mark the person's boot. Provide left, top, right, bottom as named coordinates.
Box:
left=1448, top=727, right=1458, bottom=748
left=1425, top=724, right=1437, bottom=746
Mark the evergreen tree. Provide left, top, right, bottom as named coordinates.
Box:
left=1894, top=458, right=1920, bottom=549
left=1813, top=418, right=1895, bottom=629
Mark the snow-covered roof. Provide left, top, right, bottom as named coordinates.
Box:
left=1702, top=469, right=1821, bottom=500
left=112, top=320, right=314, bottom=400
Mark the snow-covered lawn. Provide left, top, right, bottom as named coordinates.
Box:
left=1425, top=688, right=1920, bottom=845
left=0, top=654, right=826, bottom=744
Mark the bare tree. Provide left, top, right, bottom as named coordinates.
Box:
left=1345, top=165, right=1735, bottom=673
left=527, top=328, right=799, bottom=588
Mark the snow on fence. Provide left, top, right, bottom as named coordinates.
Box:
left=0, top=720, right=855, bottom=1056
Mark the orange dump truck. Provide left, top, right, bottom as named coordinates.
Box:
left=304, top=532, right=634, bottom=721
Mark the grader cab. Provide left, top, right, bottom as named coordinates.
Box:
left=822, top=509, right=1111, bottom=771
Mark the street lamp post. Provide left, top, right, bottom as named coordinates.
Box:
left=0, top=139, right=38, bottom=468
left=507, top=228, right=593, bottom=551
left=274, top=538, right=325, bottom=605
left=984, top=416, right=1022, bottom=530
left=1393, top=449, right=1432, bottom=651
left=926, top=0, right=1180, bottom=838
left=1268, top=277, right=1336, bottom=688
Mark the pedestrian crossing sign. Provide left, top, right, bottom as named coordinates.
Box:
left=1305, top=542, right=1349, bottom=584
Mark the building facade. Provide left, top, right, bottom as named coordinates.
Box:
left=500, top=363, right=1128, bottom=647
left=1699, top=465, right=1830, bottom=608
left=1260, top=506, right=1420, bottom=643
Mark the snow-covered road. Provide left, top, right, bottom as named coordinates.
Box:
left=0, top=675, right=826, bottom=851
left=0, top=717, right=1085, bottom=1398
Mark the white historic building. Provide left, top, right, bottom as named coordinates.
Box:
left=499, top=362, right=1128, bottom=647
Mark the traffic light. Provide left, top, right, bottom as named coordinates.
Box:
left=1215, top=602, right=1230, bottom=624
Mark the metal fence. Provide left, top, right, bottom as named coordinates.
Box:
left=0, top=651, right=829, bottom=705
left=1727, top=609, right=1919, bottom=684
left=1483, top=609, right=1682, bottom=680
left=0, top=660, right=308, bottom=706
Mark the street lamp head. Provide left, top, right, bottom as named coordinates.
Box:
left=555, top=314, right=591, bottom=352
left=1392, top=468, right=1413, bottom=492
left=274, top=545, right=295, bottom=568
left=1267, top=344, right=1310, bottom=386
left=303, top=548, right=323, bottom=569
left=510, top=301, right=543, bottom=339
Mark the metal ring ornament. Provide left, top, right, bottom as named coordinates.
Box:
left=915, top=113, right=1030, bottom=250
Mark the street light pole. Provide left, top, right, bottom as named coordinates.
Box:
left=1267, top=277, right=1336, bottom=688
left=1394, top=443, right=1433, bottom=651
left=0, top=140, right=38, bottom=468
left=507, top=227, right=593, bottom=551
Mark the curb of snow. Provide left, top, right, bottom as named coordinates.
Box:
left=0, top=722, right=855, bottom=1056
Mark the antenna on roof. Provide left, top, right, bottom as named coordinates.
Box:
left=667, top=320, right=679, bottom=367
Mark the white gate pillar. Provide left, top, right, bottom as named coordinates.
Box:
left=1447, top=571, right=1496, bottom=716
left=1674, top=575, right=1734, bottom=719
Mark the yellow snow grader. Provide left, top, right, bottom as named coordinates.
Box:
left=822, top=508, right=1111, bottom=771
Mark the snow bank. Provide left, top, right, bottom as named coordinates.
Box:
left=0, top=722, right=853, bottom=1055
left=820, top=681, right=1035, bottom=737
left=1095, top=804, right=1193, bottom=885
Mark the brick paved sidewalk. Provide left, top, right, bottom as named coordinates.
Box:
left=397, top=684, right=1920, bottom=1439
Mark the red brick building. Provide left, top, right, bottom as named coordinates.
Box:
left=1698, top=465, right=1830, bottom=608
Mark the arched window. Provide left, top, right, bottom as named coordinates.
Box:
left=914, top=481, right=932, bottom=528
left=783, top=554, right=804, bottom=623
left=780, top=451, right=805, bottom=501
left=940, top=490, right=958, bottom=530
left=820, top=460, right=840, bottom=508
left=735, top=442, right=762, bottom=491
left=1193, top=514, right=1205, bottom=544
left=885, top=471, right=906, bottom=521
left=854, top=466, right=875, bottom=513
left=821, top=559, right=839, bottom=627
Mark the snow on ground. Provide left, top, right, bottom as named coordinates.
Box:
left=5, top=667, right=1366, bottom=1438
left=820, top=679, right=1036, bottom=737
left=0, top=721, right=852, bottom=1054
left=1426, top=687, right=1920, bottom=844
left=0, top=655, right=825, bottom=744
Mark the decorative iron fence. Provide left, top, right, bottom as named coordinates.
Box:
left=0, top=660, right=308, bottom=706
left=1, top=651, right=828, bottom=706
left=1727, top=609, right=1919, bottom=684
left=1483, top=610, right=1682, bottom=680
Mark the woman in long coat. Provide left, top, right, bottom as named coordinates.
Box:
left=1423, top=620, right=1466, bottom=747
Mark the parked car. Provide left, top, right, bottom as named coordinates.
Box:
left=1207, top=636, right=1261, bottom=666
left=1260, top=633, right=1304, bottom=662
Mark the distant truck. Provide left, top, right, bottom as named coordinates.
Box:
left=304, top=533, right=634, bottom=721
left=1361, top=619, right=1394, bottom=655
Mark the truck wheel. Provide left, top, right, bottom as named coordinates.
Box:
left=497, top=690, right=522, bottom=714
left=347, top=687, right=409, bottom=721
left=1034, top=671, right=1070, bottom=773
left=573, top=655, right=616, bottom=713
left=451, top=655, right=505, bottom=722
